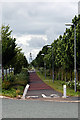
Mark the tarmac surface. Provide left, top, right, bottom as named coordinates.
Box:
left=2, top=98, right=79, bottom=118
left=0, top=71, right=80, bottom=102
left=26, top=72, right=62, bottom=98
left=1, top=71, right=80, bottom=119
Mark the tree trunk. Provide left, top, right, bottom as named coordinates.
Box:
left=65, top=71, right=67, bottom=82
left=6, top=68, right=7, bottom=80
left=70, top=70, right=72, bottom=81
left=2, top=67, right=4, bottom=81
left=56, top=71, right=57, bottom=80
left=61, top=71, right=63, bottom=81
left=9, top=66, right=10, bottom=74
left=54, top=71, right=55, bottom=80
left=76, top=70, right=78, bottom=81
left=77, top=70, right=80, bottom=81
left=58, top=70, right=60, bottom=80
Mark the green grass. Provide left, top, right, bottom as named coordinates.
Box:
left=37, top=71, right=80, bottom=97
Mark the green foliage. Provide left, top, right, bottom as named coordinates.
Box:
left=2, top=68, right=29, bottom=97
left=39, top=67, right=44, bottom=74
left=14, top=73, right=29, bottom=86
left=21, top=67, right=28, bottom=74
left=2, top=73, right=15, bottom=89
left=37, top=71, right=80, bottom=96
left=7, top=73, right=15, bottom=83
left=32, top=15, right=80, bottom=81
left=1, top=24, right=29, bottom=97
left=1, top=24, right=28, bottom=75
left=2, top=88, right=16, bottom=97
left=66, top=81, right=74, bottom=89
left=32, top=45, right=48, bottom=67
left=1, top=25, right=17, bottom=67
left=66, top=81, right=80, bottom=91
left=2, top=81, right=10, bottom=90
left=0, top=40, right=2, bottom=63
left=13, top=50, right=28, bottom=74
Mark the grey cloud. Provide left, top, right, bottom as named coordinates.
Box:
left=17, top=43, right=23, bottom=47
left=2, top=1, right=78, bottom=60
left=28, top=37, right=46, bottom=48
left=2, top=2, right=77, bottom=36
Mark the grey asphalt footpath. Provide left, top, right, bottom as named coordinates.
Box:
left=26, top=89, right=80, bottom=102
left=2, top=98, right=79, bottom=118
left=27, top=89, right=62, bottom=98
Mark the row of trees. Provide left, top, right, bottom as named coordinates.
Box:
left=32, top=15, right=80, bottom=82
left=1, top=25, right=28, bottom=80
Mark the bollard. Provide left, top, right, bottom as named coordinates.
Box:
left=63, top=85, right=66, bottom=98
left=22, top=84, right=30, bottom=99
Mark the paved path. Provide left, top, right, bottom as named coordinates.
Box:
left=26, top=72, right=62, bottom=98
left=26, top=72, right=80, bottom=102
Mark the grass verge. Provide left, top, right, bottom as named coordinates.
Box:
left=37, top=71, right=80, bottom=97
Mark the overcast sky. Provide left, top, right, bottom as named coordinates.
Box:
left=1, top=0, right=79, bottom=62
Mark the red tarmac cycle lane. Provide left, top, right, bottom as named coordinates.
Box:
left=28, top=72, right=53, bottom=90
left=26, top=72, right=62, bottom=98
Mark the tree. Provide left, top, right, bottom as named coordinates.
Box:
left=32, top=15, right=80, bottom=82
left=0, top=40, right=2, bottom=64
left=1, top=25, right=17, bottom=67
left=1, top=25, right=28, bottom=76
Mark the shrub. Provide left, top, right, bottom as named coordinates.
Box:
left=2, top=67, right=29, bottom=97
left=15, top=86, right=24, bottom=95
left=12, top=67, right=29, bottom=85
left=21, top=68, right=28, bottom=74
left=39, top=67, right=44, bottom=73
left=2, top=88, right=17, bottom=97
left=7, top=73, right=15, bottom=82
left=2, top=81, right=10, bottom=89
left=46, top=69, right=50, bottom=76
left=3, top=73, right=15, bottom=83
left=76, top=82, right=80, bottom=91
left=15, top=73, right=29, bottom=85
left=66, top=81, right=80, bottom=91
left=2, top=73, right=15, bottom=89
left=16, top=89, right=20, bottom=94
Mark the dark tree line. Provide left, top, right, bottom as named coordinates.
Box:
left=1, top=25, right=28, bottom=80
left=32, top=15, right=80, bottom=82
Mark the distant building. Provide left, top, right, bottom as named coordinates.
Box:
left=29, top=53, right=32, bottom=63
left=78, top=1, right=80, bottom=15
